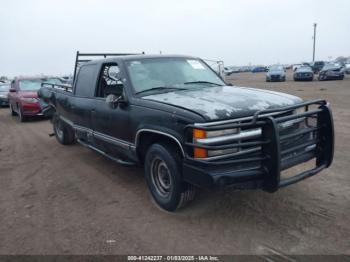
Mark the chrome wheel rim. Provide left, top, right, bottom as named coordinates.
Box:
left=54, top=119, right=64, bottom=139
left=150, top=157, right=172, bottom=198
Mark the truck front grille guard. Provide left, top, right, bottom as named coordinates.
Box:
left=184, top=99, right=334, bottom=191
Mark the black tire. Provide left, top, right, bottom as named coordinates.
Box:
left=18, top=107, right=27, bottom=122
left=144, top=142, right=195, bottom=212
left=9, top=103, right=17, bottom=116
left=53, top=113, right=75, bottom=145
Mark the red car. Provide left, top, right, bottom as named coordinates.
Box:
left=8, top=77, right=61, bottom=122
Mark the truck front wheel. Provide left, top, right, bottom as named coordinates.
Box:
left=53, top=114, right=75, bottom=145
left=144, top=143, right=195, bottom=212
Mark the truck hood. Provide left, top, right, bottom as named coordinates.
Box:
left=143, top=85, right=302, bottom=121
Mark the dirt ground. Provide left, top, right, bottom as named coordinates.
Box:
left=0, top=71, right=349, bottom=255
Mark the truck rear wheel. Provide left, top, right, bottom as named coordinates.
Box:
left=144, top=143, right=195, bottom=212
left=53, top=114, right=75, bottom=145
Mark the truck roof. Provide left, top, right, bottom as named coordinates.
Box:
left=83, top=54, right=199, bottom=65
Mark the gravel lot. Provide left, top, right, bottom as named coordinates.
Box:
left=0, top=71, right=349, bottom=255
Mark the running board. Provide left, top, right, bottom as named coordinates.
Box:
left=77, top=139, right=136, bottom=166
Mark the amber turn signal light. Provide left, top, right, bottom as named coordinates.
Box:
left=193, top=129, right=207, bottom=158
left=193, top=129, right=206, bottom=139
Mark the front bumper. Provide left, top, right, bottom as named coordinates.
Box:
left=294, top=74, right=313, bottom=80
left=182, top=100, right=334, bottom=192
left=267, top=75, right=284, bottom=81
left=21, top=100, right=52, bottom=117
left=320, top=73, right=344, bottom=80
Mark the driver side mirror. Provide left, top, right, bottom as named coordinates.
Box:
left=9, top=88, right=16, bottom=93
left=106, top=94, right=127, bottom=109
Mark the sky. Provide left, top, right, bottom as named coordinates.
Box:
left=0, top=0, right=349, bottom=77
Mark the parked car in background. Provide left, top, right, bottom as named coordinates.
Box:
left=292, top=64, right=302, bottom=71
left=293, top=66, right=314, bottom=81
left=283, top=64, right=292, bottom=70
left=0, top=77, right=9, bottom=83
left=266, top=65, right=286, bottom=82
left=8, top=77, right=62, bottom=122
left=318, top=64, right=345, bottom=81
left=293, top=63, right=310, bottom=72
left=345, top=63, right=350, bottom=74
left=239, top=66, right=252, bottom=72
left=310, top=61, right=325, bottom=74
left=223, top=67, right=233, bottom=76
left=223, top=67, right=240, bottom=76
left=0, top=83, right=10, bottom=107
left=251, top=66, right=267, bottom=73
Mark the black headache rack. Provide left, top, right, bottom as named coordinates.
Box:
left=41, top=82, right=73, bottom=92
left=184, top=100, right=334, bottom=191
left=72, top=51, right=145, bottom=83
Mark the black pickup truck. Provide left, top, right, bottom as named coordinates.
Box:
left=39, top=52, right=334, bottom=211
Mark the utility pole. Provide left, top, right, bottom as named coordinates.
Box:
left=312, top=23, right=317, bottom=61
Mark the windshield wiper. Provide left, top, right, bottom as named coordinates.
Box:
left=135, top=86, right=188, bottom=95
left=184, top=81, right=223, bottom=86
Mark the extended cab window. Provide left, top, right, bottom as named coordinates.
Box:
left=95, top=63, right=123, bottom=98
left=75, top=64, right=97, bottom=97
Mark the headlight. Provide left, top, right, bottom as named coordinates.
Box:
left=0, top=94, right=7, bottom=98
left=279, top=107, right=305, bottom=129
left=193, top=128, right=239, bottom=140
left=21, top=97, right=38, bottom=103
left=294, top=107, right=305, bottom=115
left=192, top=128, right=239, bottom=158
left=206, top=128, right=238, bottom=138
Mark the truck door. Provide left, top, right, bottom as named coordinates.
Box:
left=91, top=63, right=132, bottom=158
left=69, top=63, right=99, bottom=143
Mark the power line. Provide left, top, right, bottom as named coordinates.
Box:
left=312, top=23, right=317, bottom=61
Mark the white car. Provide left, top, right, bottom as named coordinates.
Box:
left=292, top=64, right=302, bottom=71
left=345, top=63, right=350, bottom=74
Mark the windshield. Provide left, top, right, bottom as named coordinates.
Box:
left=297, top=66, right=312, bottom=72
left=0, top=84, right=10, bottom=92
left=323, top=64, right=340, bottom=70
left=125, top=58, right=225, bottom=94
left=19, top=78, right=62, bottom=91
left=269, top=65, right=283, bottom=71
